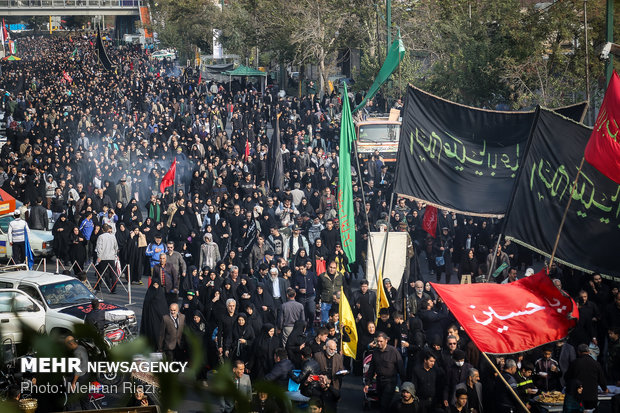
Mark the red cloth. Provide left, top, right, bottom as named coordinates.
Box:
left=160, top=159, right=177, bottom=193
left=1, top=19, right=8, bottom=42
left=244, top=139, right=250, bottom=162
left=422, top=205, right=438, bottom=238
left=585, top=70, right=620, bottom=183
left=431, top=270, right=578, bottom=354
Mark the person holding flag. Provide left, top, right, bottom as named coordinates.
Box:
left=8, top=210, right=31, bottom=267
left=160, top=158, right=177, bottom=193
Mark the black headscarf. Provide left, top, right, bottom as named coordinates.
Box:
left=115, top=223, right=130, bottom=252
left=140, top=277, right=169, bottom=349
left=188, top=309, right=207, bottom=337
left=286, top=319, right=307, bottom=368
left=251, top=323, right=278, bottom=379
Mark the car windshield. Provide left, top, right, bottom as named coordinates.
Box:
left=39, top=280, right=96, bottom=309
left=358, top=123, right=400, bottom=143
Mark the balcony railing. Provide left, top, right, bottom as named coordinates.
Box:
left=1, top=0, right=141, bottom=8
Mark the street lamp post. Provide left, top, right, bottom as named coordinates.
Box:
left=386, top=0, right=391, bottom=51
left=605, top=0, right=614, bottom=85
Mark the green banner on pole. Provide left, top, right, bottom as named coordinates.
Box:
left=353, top=33, right=405, bottom=113
left=338, top=82, right=356, bottom=263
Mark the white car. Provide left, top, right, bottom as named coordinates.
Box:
left=0, top=288, right=46, bottom=343
left=0, top=214, right=54, bottom=260
left=0, top=270, right=136, bottom=336
left=151, top=49, right=176, bottom=61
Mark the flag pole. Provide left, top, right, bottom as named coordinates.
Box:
left=548, top=157, right=585, bottom=268
left=378, top=191, right=395, bottom=279
left=375, top=191, right=395, bottom=320
left=486, top=107, right=541, bottom=282
left=339, top=286, right=344, bottom=355
left=352, top=144, right=381, bottom=293
left=480, top=351, right=531, bottom=413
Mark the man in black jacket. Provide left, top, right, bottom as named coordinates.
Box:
left=265, top=348, right=295, bottom=389
left=28, top=197, right=48, bottom=230
left=364, top=332, right=405, bottom=413
left=495, top=359, right=519, bottom=413
left=84, top=299, right=106, bottom=332
left=564, top=343, right=608, bottom=410
left=411, top=351, right=441, bottom=413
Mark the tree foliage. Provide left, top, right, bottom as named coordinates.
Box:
left=153, top=0, right=613, bottom=109
left=152, top=0, right=219, bottom=60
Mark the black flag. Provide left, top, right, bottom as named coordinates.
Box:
left=393, top=85, right=591, bottom=216
left=96, top=29, right=114, bottom=71
left=241, top=219, right=258, bottom=261
left=268, top=113, right=284, bottom=190
left=504, top=108, right=620, bottom=277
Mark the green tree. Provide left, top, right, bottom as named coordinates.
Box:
left=151, top=0, right=219, bottom=61
left=218, top=0, right=296, bottom=66
left=287, top=0, right=369, bottom=96
left=499, top=0, right=607, bottom=112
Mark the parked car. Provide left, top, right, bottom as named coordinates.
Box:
left=151, top=49, right=177, bottom=61
left=0, top=214, right=53, bottom=260
left=0, top=269, right=136, bottom=338
left=0, top=288, right=46, bottom=343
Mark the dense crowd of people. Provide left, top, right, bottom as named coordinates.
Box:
left=2, top=33, right=620, bottom=413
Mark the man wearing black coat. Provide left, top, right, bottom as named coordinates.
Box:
left=365, top=332, right=405, bottom=413
left=265, top=348, right=295, bottom=389
left=84, top=299, right=106, bottom=332
left=564, top=343, right=608, bottom=410
left=28, top=197, right=49, bottom=230
left=418, top=299, right=448, bottom=343
left=411, top=351, right=441, bottom=413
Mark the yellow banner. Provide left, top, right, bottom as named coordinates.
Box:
left=339, top=286, right=358, bottom=359
left=376, top=271, right=390, bottom=322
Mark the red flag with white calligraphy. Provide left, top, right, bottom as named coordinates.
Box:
left=585, top=70, right=620, bottom=183
left=431, top=270, right=578, bottom=354
left=422, top=205, right=438, bottom=238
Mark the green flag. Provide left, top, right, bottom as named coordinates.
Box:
left=353, top=33, right=405, bottom=113
left=338, top=82, right=356, bottom=263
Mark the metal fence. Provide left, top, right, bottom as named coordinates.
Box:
left=4, top=257, right=134, bottom=306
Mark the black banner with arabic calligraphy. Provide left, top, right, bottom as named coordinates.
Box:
left=505, top=108, right=620, bottom=277
left=394, top=85, right=536, bottom=216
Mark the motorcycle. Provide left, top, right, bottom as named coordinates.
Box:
left=102, top=317, right=136, bottom=347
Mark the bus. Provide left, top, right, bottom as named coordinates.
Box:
left=355, top=117, right=401, bottom=163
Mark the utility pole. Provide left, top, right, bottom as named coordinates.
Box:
left=584, top=0, right=591, bottom=125
left=386, top=0, right=391, bottom=50
left=605, top=0, right=614, bottom=85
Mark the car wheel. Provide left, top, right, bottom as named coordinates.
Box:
left=50, top=328, right=72, bottom=341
